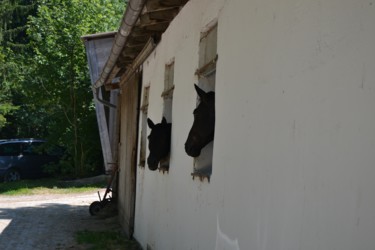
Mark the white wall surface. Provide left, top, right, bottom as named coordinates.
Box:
left=133, top=0, right=375, bottom=249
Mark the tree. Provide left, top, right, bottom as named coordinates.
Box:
left=23, top=0, right=124, bottom=177
left=0, top=0, right=35, bottom=130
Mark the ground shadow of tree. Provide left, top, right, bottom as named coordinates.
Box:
left=0, top=201, right=133, bottom=249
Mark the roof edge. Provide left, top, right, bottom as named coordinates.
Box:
left=93, top=0, right=147, bottom=89
left=80, top=31, right=117, bottom=42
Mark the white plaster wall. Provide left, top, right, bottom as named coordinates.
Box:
left=134, top=0, right=375, bottom=249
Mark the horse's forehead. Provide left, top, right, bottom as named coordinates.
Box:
left=207, top=91, right=215, bottom=97
left=156, top=124, right=169, bottom=130
left=150, top=124, right=168, bottom=136
left=196, top=100, right=213, bottom=112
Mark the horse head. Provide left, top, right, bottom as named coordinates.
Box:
left=185, top=84, right=215, bottom=157
left=147, top=117, right=172, bottom=170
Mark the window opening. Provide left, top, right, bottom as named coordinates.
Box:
left=22, top=142, right=43, bottom=156
left=192, top=23, right=217, bottom=182
left=159, top=60, right=175, bottom=172
left=139, top=86, right=150, bottom=168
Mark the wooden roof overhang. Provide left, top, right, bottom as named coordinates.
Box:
left=95, top=0, right=189, bottom=90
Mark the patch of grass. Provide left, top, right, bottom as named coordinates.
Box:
left=76, top=230, right=141, bottom=250
left=0, top=178, right=106, bottom=195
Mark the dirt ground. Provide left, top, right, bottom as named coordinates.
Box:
left=0, top=190, right=121, bottom=250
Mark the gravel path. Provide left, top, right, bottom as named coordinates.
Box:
left=0, top=190, right=120, bottom=250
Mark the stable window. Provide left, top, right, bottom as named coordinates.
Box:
left=159, top=60, right=175, bottom=172
left=139, top=86, right=150, bottom=168
left=192, top=23, right=217, bottom=182
left=161, top=60, right=174, bottom=122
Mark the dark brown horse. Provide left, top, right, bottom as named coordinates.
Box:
left=147, top=117, right=172, bottom=170
left=185, top=84, right=215, bottom=157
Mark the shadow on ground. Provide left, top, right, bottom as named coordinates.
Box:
left=0, top=195, right=136, bottom=250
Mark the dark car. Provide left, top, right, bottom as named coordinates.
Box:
left=0, top=139, right=62, bottom=182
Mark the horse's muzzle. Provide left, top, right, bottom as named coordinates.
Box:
left=147, top=156, right=159, bottom=171
left=185, top=143, right=201, bottom=157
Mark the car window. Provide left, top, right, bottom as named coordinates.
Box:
left=22, top=142, right=44, bottom=156
left=0, top=143, right=21, bottom=156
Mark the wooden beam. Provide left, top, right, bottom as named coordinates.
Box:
left=143, top=7, right=180, bottom=22
left=139, top=21, right=170, bottom=32
left=146, top=0, right=189, bottom=10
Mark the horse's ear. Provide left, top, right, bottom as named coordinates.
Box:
left=161, top=117, right=167, bottom=124
left=194, top=84, right=206, bottom=98
left=195, top=84, right=210, bottom=103
left=147, top=118, right=155, bottom=129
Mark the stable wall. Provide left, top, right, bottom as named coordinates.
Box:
left=133, top=0, right=375, bottom=249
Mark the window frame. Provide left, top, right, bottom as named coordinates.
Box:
left=191, top=23, right=218, bottom=182
left=139, top=86, right=150, bottom=168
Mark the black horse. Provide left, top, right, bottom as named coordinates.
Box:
left=147, top=117, right=172, bottom=170
left=185, top=84, right=215, bottom=157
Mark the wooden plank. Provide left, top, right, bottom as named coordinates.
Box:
left=146, top=0, right=189, bottom=10
left=139, top=21, right=170, bottom=32
left=93, top=88, right=113, bottom=172
left=117, top=72, right=141, bottom=237
left=84, top=37, right=116, bottom=172
left=144, top=7, right=180, bottom=21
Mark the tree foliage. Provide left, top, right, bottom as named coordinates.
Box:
left=0, top=0, right=35, bottom=129
left=0, top=0, right=125, bottom=177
